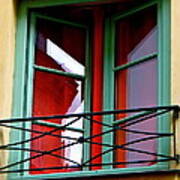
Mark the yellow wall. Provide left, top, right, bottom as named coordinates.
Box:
left=171, top=0, right=180, bottom=171
left=76, top=173, right=179, bottom=180
left=0, top=0, right=17, bottom=179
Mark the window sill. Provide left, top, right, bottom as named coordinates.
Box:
left=9, top=164, right=180, bottom=180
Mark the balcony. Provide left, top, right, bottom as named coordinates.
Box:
left=0, top=105, right=179, bottom=174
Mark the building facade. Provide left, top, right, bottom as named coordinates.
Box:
left=0, top=0, right=179, bottom=179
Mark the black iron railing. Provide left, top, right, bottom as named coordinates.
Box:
left=0, top=105, right=179, bottom=174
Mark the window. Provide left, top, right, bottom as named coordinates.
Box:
left=112, top=6, right=157, bottom=168
left=8, top=0, right=173, bottom=179
left=30, top=17, right=87, bottom=174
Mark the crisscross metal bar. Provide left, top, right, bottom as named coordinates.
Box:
left=0, top=105, right=178, bottom=174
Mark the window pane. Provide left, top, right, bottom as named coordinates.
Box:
left=115, top=58, right=157, bottom=168
left=114, top=114, right=157, bottom=168
left=115, top=6, right=157, bottom=67
left=32, top=71, right=84, bottom=120
left=30, top=70, right=84, bottom=174
left=115, top=58, right=157, bottom=110
left=35, top=19, right=86, bottom=76
left=30, top=125, right=83, bottom=174
left=30, top=17, right=87, bottom=174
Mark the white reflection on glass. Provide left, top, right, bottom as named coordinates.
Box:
left=46, top=39, right=85, bottom=76
left=128, top=26, right=157, bottom=61
left=46, top=39, right=84, bottom=166
left=126, top=27, right=157, bottom=167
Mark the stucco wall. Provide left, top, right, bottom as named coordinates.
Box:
left=171, top=0, right=180, bottom=171
left=0, top=0, right=16, bottom=179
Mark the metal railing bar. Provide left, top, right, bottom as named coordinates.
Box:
left=85, top=158, right=177, bottom=167
left=1, top=122, right=127, bottom=171
left=83, top=111, right=173, bottom=141
left=2, top=147, right=81, bottom=166
left=0, top=123, right=80, bottom=149
left=0, top=105, right=178, bottom=124
left=0, top=123, right=78, bottom=141
left=85, top=126, right=116, bottom=140
left=84, top=110, right=171, bottom=141
left=113, top=111, right=155, bottom=126
left=83, top=135, right=172, bottom=165
left=0, top=105, right=178, bottom=173
left=0, top=117, right=81, bottom=150
left=115, top=127, right=173, bottom=136
left=0, top=116, right=83, bottom=169
left=172, top=111, right=178, bottom=160
left=117, top=135, right=166, bottom=147
left=84, top=116, right=113, bottom=128
left=121, top=109, right=170, bottom=128
left=62, top=116, right=82, bottom=128
left=0, top=141, right=79, bottom=171
left=0, top=110, right=172, bottom=150
left=1, top=118, right=172, bottom=141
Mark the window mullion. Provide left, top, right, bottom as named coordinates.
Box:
left=22, top=13, right=37, bottom=177
left=33, top=64, right=85, bottom=80
left=113, top=52, right=158, bottom=72
left=102, top=17, right=115, bottom=169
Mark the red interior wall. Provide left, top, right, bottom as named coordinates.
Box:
left=91, top=8, right=104, bottom=170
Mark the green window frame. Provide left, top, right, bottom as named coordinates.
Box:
left=25, top=12, right=91, bottom=176
left=103, top=0, right=171, bottom=169
left=9, top=0, right=171, bottom=179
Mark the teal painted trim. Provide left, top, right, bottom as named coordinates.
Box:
left=9, top=1, right=29, bottom=179
left=113, top=111, right=154, bottom=126
left=83, top=28, right=91, bottom=170
left=34, top=120, right=84, bottom=133
left=113, top=53, right=158, bottom=72
left=27, top=12, right=89, bottom=175
left=157, top=0, right=171, bottom=168
left=112, top=0, right=158, bottom=21
left=110, top=0, right=171, bottom=172
left=10, top=164, right=165, bottom=180
left=34, top=13, right=88, bottom=29
left=34, top=65, right=85, bottom=80
left=102, top=17, right=114, bottom=169
left=22, top=12, right=37, bottom=177
left=27, top=0, right=112, bottom=8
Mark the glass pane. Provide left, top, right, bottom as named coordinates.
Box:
left=115, top=58, right=157, bottom=110
left=126, top=115, right=157, bottom=168
left=30, top=124, right=83, bottom=174
left=115, top=6, right=157, bottom=67
left=32, top=70, right=84, bottom=121
left=35, top=19, right=86, bottom=76
left=30, top=70, right=84, bottom=174
left=31, top=17, right=86, bottom=174
left=115, top=58, right=157, bottom=168
left=114, top=115, right=157, bottom=168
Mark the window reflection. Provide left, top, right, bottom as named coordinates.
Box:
left=128, top=27, right=157, bottom=61
left=46, top=39, right=85, bottom=76
left=31, top=26, right=85, bottom=173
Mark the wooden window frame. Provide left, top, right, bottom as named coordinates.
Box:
left=9, top=0, right=171, bottom=179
